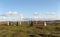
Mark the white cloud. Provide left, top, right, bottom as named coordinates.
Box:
left=2, top=17, right=7, bottom=19
left=34, top=12, right=40, bottom=15
left=44, top=16, right=60, bottom=20
left=0, top=11, right=60, bottom=21
left=45, top=12, right=56, bottom=15
left=44, top=12, right=57, bottom=20
left=4, top=11, right=17, bottom=16
left=19, top=13, right=25, bottom=19
left=33, top=12, right=40, bottom=19
left=56, top=16, right=60, bottom=20
left=0, top=16, right=8, bottom=21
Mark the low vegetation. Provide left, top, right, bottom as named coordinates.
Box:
left=0, top=21, right=60, bottom=37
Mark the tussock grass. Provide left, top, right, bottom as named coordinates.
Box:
left=0, top=23, right=60, bottom=37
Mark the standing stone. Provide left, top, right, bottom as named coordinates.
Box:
left=30, top=21, right=33, bottom=26
left=16, top=22, right=18, bottom=26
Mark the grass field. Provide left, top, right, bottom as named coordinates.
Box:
left=0, top=21, right=60, bottom=37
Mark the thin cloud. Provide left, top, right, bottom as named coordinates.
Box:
left=2, top=17, right=7, bottom=19
left=44, top=12, right=57, bottom=20
left=56, top=16, right=60, bottom=20
left=1, top=16, right=8, bottom=20
left=45, top=12, right=56, bottom=15
left=34, top=12, right=40, bottom=15
left=4, top=11, right=17, bottom=16
left=19, top=13, right=25, bottom=19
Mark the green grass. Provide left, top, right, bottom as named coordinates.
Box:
left=0, top=24, right=60, bottom=37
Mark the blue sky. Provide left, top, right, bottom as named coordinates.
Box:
left=0, top=0, right=60, bottom=21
